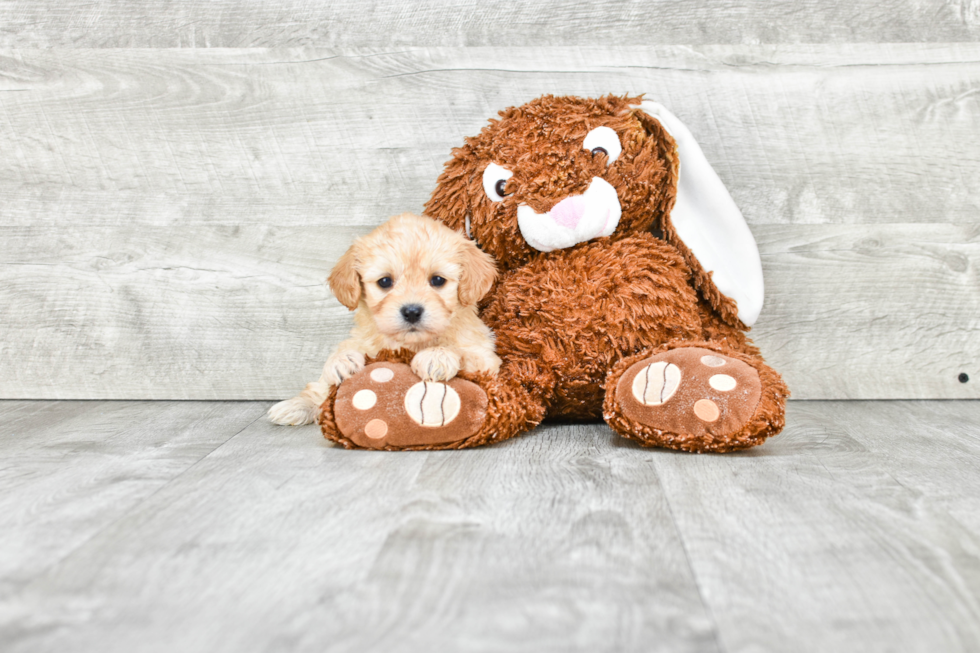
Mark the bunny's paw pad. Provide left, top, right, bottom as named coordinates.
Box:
left=615, top=348, right=762, bottom=439
left=332, top=363, right=487, bottom=449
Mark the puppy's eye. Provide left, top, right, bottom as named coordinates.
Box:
left=583, top=126, right=622, bottom=165
left=377, top=276, right=393, bottom=289
left=430, top=275, right=447, bottom=288
left=482, top=163, right=513, bottom=202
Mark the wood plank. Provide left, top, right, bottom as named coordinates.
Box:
left=2, top=45, right=980, bottom=227
left=0, top=400, right=265, bottom=601
left=1, top=0, right=979, bottom=48
left=0, top=400, right=102, bottom=437
left=1, top=222, right=977, bottom=400
left=0, top=416, right=718, bottom=653
left=751, top=224, right=980, bottom=400
left=652, top=400, right=980, bottom=653
left=794, top=400, right=980, bottom=537
left=1, top=46, right=979, bottom=399
left=0, top=224, right=358, bottom=400
left=2, top=400, right=979, bottom=651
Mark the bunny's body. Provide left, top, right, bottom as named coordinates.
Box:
left=321, top=95, right=788, bottom=452
left=482, top=234, right=704, bottom=418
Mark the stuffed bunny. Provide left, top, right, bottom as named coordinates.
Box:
left=321, top=94, right=789, bottom=452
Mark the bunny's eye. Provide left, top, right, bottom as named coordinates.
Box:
left=482, top=163, right=513, bottom=202
left=583, top=127, right=622, bottom=165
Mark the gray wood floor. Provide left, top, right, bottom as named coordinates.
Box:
left=1, top=400, right=978, bottom=652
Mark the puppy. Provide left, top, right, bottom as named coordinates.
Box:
left=268, top=212, right=501, bottom=426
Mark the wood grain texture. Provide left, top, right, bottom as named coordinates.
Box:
left=793, top=400, right=980, bottom=521
left=649, top=400, right=980, bottom=652
left=1, top=400, right=978, bottom=652
left=3, top=46, right=980, bottom=227
left=0, top=409, right=718, bottom=653
left=1, top=0, right=979, bottom=48
left=0, top=224, right=360, bottom=400
left=1, top=45, right=979, bottom=399
left=752, top=224, right=980, bottom=400
left=2, top=222, right=977, bottom=400
left=0, top=401, right=265, bottom=600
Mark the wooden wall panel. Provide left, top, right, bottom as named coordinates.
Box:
left=1, top=46, right=978, bottom=399
left=2, top=46, right=979, bottom=228
left=1, top=0, right=979, bottom=48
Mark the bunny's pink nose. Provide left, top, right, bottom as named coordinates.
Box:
left=548, top=195, right=587, bottom=229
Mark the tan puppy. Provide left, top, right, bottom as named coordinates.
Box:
left=268, top=213, right=501, bottom=426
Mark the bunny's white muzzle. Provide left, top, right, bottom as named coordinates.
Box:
left=516, top=177, right=621, bottom=253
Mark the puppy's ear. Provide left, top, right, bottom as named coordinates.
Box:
left=327, top=245, right=361, bottom=310
left=457, top=238, right=497, bottom=307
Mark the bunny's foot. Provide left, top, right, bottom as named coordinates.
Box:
left=603, top=343, right=788, bottom=452
left=321, top=362, right=488, bottom=450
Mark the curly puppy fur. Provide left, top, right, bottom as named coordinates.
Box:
left=269, top=213, right=500, bottom=426
left=323, top=94, right=788, bottom=452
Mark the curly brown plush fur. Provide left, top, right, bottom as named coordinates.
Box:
left=322, top=93, right=788, bottom=452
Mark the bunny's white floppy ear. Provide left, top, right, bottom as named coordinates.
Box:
left=634, top=100, right=765, bottom=326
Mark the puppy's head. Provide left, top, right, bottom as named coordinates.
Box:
left=328, top=213, right=496, bottom=346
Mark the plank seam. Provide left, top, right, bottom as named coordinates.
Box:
left=3, top=403, right=267, bottom=597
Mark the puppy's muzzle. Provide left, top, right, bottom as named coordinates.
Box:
left=400, top=304, right=425, bottom=325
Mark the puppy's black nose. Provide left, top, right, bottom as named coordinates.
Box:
left=400, top=304, right=424, bottom=324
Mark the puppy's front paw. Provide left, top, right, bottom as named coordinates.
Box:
left=411, top=347, right=461, bottom=382
left=268, top=397, right=319, bottom=426
left=324, top=350, right=365, bottom=386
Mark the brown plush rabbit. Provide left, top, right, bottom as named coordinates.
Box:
left=321, top=94, right=788, bottom=453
